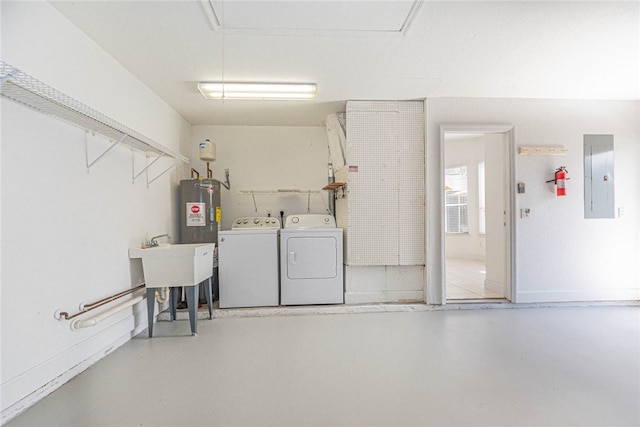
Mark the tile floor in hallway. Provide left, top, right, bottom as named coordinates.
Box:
left=446, top=258, right=503, bottom=300
left=6, top=306, right=640, bottom=427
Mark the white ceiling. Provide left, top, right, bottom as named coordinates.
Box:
left=50, top=1, right=639, bottom=127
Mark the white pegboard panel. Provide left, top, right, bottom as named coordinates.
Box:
left=344, top=100, right=425, bottom=266
left=397, top=105, right=425, bottom=265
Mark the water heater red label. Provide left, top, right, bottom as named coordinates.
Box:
left=186, top=203, right=205, bottom=226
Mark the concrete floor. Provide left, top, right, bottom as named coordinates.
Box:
left=7, top=306, right=640, bottom=427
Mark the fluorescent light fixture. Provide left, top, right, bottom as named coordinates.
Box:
left=197, top=82, right=317, bottom=100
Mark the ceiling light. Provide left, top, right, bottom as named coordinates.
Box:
left=197, top=82, right=317, bottom=100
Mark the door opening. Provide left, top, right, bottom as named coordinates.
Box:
left=442, top=128, right=512, bottom=302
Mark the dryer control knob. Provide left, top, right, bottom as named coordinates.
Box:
left=254, top=218, right=260, bottom=224
left=292, top=217, right=299, bottom=223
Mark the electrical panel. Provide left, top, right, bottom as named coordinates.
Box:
left=584, top=135, right=614, bottom=219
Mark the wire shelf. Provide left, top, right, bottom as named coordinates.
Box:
left=0, top=61, right=188, bottom=163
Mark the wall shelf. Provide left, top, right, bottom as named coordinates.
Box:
left=238, top=190, right=322, bottom=195
left=238, top=189, right=326, bottom=213
left=518, top=146, right=568, bottom=156
left=1, top=61, right=189, bottom=175
left=322, top=182, right=346, bottom=191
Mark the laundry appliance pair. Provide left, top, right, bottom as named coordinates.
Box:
left=218, top=214, right=343, bottom=308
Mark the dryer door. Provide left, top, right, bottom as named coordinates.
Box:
left=286, top=236, right=338, bottom=279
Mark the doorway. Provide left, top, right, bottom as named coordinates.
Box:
left=442, top=127, right=513, bottom=302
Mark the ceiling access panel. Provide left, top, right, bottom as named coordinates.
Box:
left=201, top=0, right=424, bottom=36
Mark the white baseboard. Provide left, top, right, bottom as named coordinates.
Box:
left=515, top=288, right=640, bottom=304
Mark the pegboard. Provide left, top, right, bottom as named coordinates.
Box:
left=344, top=101, right=425, bottom=266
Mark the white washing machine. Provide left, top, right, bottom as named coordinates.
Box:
left=218, top=217, right=280, bottom=308
left=280, top=214, right=344, bottom=305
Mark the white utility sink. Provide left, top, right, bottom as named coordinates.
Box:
left=129, top=243, right=215, bottom=288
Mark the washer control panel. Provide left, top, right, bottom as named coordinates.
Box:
left=284, top=214, right=336, bottom=229
left=231, top=217, right=281, bottom=229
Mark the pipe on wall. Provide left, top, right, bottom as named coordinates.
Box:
left=70, top=294, right=145, bottom=330
left=57, top=284, right=145, bottom=320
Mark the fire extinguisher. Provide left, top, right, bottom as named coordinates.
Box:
left=547, top=166, right=569, bottom=196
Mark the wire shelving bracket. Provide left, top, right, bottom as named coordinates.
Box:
left=1, top=60, right=189, bottom=184
left=132, top=151, right=177, bottom=188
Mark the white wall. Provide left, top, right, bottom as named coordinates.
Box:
left=189, top=126, right=329, bottom=229
left=1, top=2, right=190, bottom=420
left=427, top=98, right=640, bottom=304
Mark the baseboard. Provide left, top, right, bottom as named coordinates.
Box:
left=1, top=316, right=145, bottom=426
left=515, top=288, right=640, bottom=304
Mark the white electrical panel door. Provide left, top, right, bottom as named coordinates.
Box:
left=584, top=135, right=615, bottom=219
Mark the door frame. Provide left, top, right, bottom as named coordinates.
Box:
left=435, top=124, right=516, bottom=305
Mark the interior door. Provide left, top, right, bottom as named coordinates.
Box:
left=441, top=127, right=512, bottom=302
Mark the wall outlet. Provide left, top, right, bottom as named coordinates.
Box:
left=618, top=207, right=624, bottom=218
left=520, top=208, right=531, bottom=218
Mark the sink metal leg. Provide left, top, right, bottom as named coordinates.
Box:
left=204, top=278, right=213, bottom=319
left=185, top=285, right=198, bottom=336
left=146, top=287, right=156, bottom=338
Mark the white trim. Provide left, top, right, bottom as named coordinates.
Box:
left=438, top=124, right=516, bottom=305
left=515, top=289, right=640, bottom=304
left=200, top=0, right=424, bottom=38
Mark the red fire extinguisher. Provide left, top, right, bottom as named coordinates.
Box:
left=554, top=166, right=568, bottom=197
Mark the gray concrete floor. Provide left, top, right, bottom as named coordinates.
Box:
left=7, top=306, right=640, bottom=426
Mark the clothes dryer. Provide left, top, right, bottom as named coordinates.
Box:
left=218, top=217, right=280, bottom=308
left=280, top=214, right=343, bottom=305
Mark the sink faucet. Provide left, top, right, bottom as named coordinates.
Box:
left=148, top=234, right=170, bottom=247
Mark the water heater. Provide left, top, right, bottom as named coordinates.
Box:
left=179, top=178, right=221, bottom=303
left=179, top=179, right=221, bottom=244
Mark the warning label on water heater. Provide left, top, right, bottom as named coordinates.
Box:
left=186, top=203, right=206, bottom=226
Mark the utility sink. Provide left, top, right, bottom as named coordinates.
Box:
left=129, top=243, right=215, bottom=288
